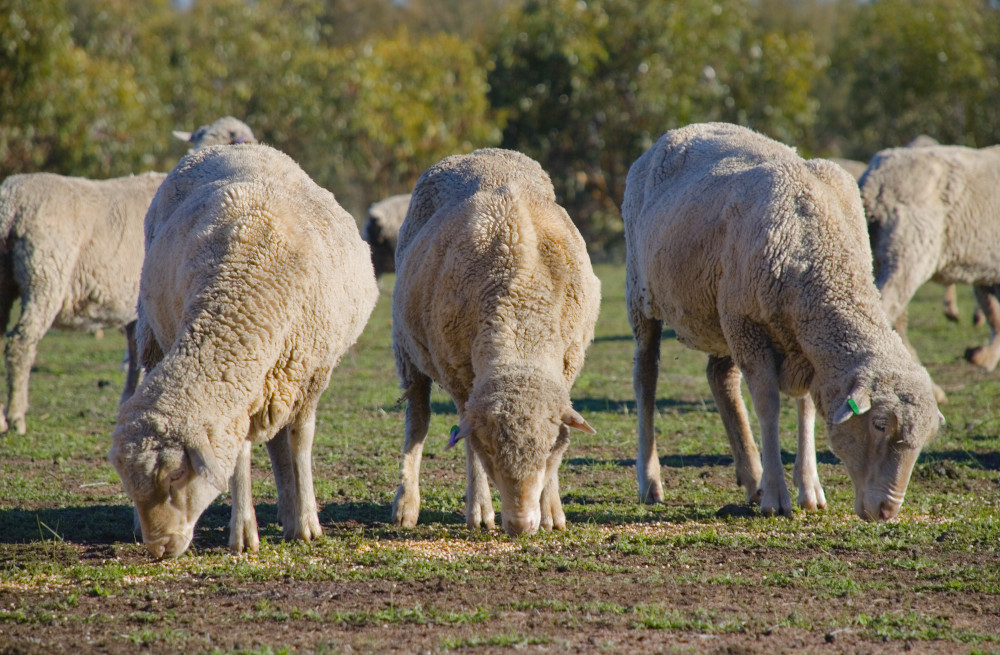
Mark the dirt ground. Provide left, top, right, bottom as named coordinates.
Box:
left=2, top=533, right=998, bottom=654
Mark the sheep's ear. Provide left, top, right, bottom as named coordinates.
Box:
left=938, top=410, right=946, bottom=426
left=183, top=443, right=227, bottom=492
left=832, top=385, right=872, bottom=424
left=172, top=129, right=193, bottom=143
left=562, top=409, right=596, bottom=434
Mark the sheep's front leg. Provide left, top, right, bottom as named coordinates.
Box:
left=705, top=355, right=762, bottom=504
left=540, top=431, right=568, bottom=530
left=465, top=438, right=495, bottom=530
left=229, top=439, right=259, bottom=553
left=632, top=313, right=664, bottom=504
left=391, top=373, right=431, bottom=527
left=283, top=409, right=322, bottom=541
left=727, top=320, right=792, bottom=518
left=793, top=395, right=826, bottom=511
left=966, top=284, right=1000, bottom=372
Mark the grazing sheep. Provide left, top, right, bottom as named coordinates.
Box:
left=361, top=193, right=411, bottom=278
left=862, top=142, right=1000, bottom=376
left=172, top=116, right=257, bottom=151
left=391, top=148, right=600, bottom=536
left=110, top=143, right=377, bottom=558
left=0, top=171, right=167, bottom=434
left=624, top=122, right=942, bottom=520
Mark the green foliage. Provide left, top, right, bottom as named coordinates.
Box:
left=2, top=0, right=1000, bottom=245
left=487, top=0, right=824, bottom=254
left=823, top=0, right=1000, bottom=157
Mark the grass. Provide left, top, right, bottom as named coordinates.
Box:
left=0, top=264, right=998, bottom=653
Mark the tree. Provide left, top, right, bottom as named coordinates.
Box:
left=488, top=0, right=823, bottom=255
left=826, top=0, right=1000, bottom=158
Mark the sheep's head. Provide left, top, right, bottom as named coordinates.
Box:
left=110, top=415, right=228, bottom=558
left=173, top=116, right=257, bottom=151
left=454, top=372, right=594, bottom=536
left=825, top=368, right=942, bottom=521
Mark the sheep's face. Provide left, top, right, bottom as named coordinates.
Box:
left=110, top=425, right=227, bottom=558
left=826, top=374, right=941, bottom=521
left=464, top=408, right=567, bottom=536
left=459, top=375, right=594, bottom=536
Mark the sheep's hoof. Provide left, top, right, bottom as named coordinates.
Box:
left=10, top=416, right=25, bottom=435
left=639, top=478, right=663, bottom=504
left=965, top=346, right=1000, bottom=372
left=391, top=488, right=420, bottom=527
left=760, top=486, right=793, bottom=518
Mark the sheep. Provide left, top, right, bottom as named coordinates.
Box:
left=0, top=118, right=258, bottom=435
left=172, top=116, right=257, bottom=151
left=0, top=171, right=167, bottom=434
left=862, top=142, right=1000, bottom=377
left=361, top=193, right=411, bottom=278
left=623, top=122, right=942, bottom=520
left=110, top=143, right=377, bottom=558
left=391, top=148, right=600, bottom=536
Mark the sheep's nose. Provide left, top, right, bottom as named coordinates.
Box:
left=879, top=500, right=901, bottom=521
left=145, top=533, right=190, bottom=559
left=502, top=510, right=541, bottom=537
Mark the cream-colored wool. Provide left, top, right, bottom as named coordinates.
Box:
left=361, top=192, right=411, bottom=278
left=110, top=144, right=377, bottom=558
left=172, top=116, right=257, bottom=151
left=0, top=171, right=166, bottom=434
left=391, top=148, right=600, bottom=536
left=624, top=122, right=941, bottom=520
left=862, top=144, right=1000, bottom=377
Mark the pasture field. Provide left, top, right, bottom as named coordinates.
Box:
left=1, top=264, right=998, bottom=654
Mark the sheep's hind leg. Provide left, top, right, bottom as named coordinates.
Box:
left=391, top=372, right=431, bottom=527
left=632, top=313, right=664, bottom=504
left=706, top=355, right=762, bottom=504
left=793, top=395, right=826, bottom=511
left=942, top=284, right=960, bottom=322
left=229, top=439, right=259, bottom=553
left=282, top=408, right=323, bottom=541
left=966, top=284, right=1000, bottom=371
left=4, top=280, right=64, bottom=434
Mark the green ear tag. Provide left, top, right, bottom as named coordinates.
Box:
left=847, top=398, right=860, bottom=415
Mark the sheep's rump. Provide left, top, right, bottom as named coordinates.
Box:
left=139, top=144, right=377, bottom=443
left=0, top=171, right=166, bottom=331
left=393, top=148, right=599, bottom=399
left=863, top=144, right=1000, bottom=287
left=624, top=122, right=871, bottom=357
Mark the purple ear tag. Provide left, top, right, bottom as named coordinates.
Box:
left=447, top=425, right=460, bottom=449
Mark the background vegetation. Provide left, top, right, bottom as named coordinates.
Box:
left=3, top=0, right=1000, bottom=254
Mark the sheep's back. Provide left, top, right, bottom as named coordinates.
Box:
left=394, top=149, right=598, bottom=397
left=624, top=123, right=873, bottom=356
left=862, top=145, right=1000, bottom=286
left=140, top=144, right=376, bottom=441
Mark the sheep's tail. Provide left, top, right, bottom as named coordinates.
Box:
left=0, top=178, right=21, bottom=255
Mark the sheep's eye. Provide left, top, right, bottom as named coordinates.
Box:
left=872, top=416, right=888, bottom=434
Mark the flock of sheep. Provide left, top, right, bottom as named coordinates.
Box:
left=1, top=115, right=996, bottom=558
